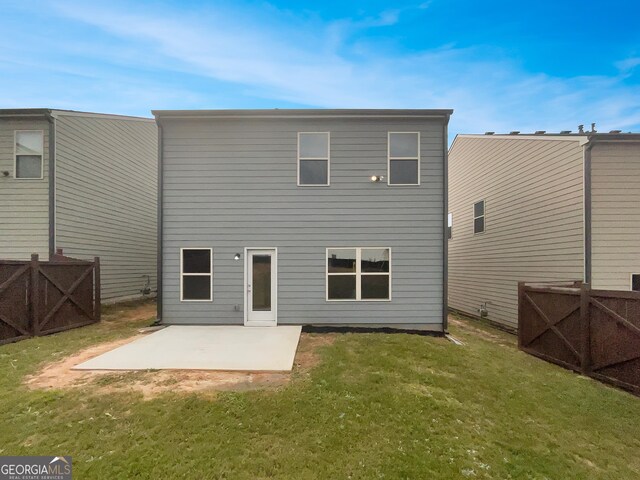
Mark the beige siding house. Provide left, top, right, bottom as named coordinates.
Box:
left=0, top=109, right=157, bottom=302
left=448, top=132, right=640, bottom=330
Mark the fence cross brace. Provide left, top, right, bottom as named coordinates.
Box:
left=0, top=312, right=30, bottom=337
left=590, top=298, right=640, bottom=338
left=524, top=292, right=581, bottom=361
left=38, top=266, right=95, bottom=329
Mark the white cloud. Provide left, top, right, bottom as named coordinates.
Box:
left=26, top=1, right=640, bottom=134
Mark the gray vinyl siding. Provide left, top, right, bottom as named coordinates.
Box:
left=54, top=113, right=157, bottom=301
left=161, top=116, right=445, bottom=328
left=448, top=136, right=585, bottom=329
left=0, top=118, right=50, bottom=260
left=591, top=142, right=640, bottom=290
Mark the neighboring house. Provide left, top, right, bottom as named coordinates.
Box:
left=154, top=109, right=451, bottom=331
left=0, top=109, right=157, bottom=302
left=448, top=131, right=640, bottom=330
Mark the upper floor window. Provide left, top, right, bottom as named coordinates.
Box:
left=448, top=213, right=453, bottom=239
left=15, top=130, right=43, bottom=179
left=388, top=132, right=420, bottom=185
left=473, top=200, right=485, bottom=234
left=298, top=132, right=329, bottom=186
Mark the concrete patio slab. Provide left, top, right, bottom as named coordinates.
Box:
left=73, top=325, right=302, bottom=372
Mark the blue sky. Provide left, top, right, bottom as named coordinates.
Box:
left=1, top=0, right=639, bottom=137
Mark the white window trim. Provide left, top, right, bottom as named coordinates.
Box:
left=326, top=247, right=392, bottom=302
left=14, top=130, right=44, bottom=180
left=297, top=132, right=330, bottom=187
left=631, top=273, right=640, bottom=292
left=180, top=248, right=213, bottom=302
left=473, top=199, right=486, bottom=235
left=387, top=131, right=420, bottom=186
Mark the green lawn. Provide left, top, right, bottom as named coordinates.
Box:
left=1, top=303, right=639, bottom=479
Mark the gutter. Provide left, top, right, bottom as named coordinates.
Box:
left=442, top=114, right=450, bottom=333
left=44, top=110, right=56, bottom=259
left=154, top=121, right=164, bottom=324
left=583, top=141, right=593, bottom=285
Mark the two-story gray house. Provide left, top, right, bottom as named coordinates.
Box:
left=154, top=109, right=451, bottom=331
left=448, top=131, right=640, bottom=331
left=0, top=109, right=157, bottom=302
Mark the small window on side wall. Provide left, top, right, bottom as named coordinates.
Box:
left=15, top=131, right=44, bottom=179
left=632, top=274, right=640, bottom=292
left=448, top=213, right=453, bottom=239
left=180, top=248, right=212, bottom=301
left=473, top=200, right=485, bottom=234
left=298, top=132, right=329, bottom=186
left=388, top=132, right=419, bottom=185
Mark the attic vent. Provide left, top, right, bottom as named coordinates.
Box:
left=609, top=130, right=622, bottom=134
left=509, top=131, right=520, bottom=135
left=534, top=131, right=546, bottom=134
left=484, top=131, right=495, bottom=135
left=560, top=130, right=572, bottom=134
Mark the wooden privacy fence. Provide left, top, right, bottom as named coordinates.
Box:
left=518, top=281, right=640, bottom=395
left=0, top=254, right=100, bottom=345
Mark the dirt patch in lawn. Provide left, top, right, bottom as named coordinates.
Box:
left=448, top=316, right=515, bottom=346
left=24, top=332, right=336, bottom=399
left=101, top=300, right=158, bottom=326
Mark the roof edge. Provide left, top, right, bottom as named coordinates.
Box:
left=152, top=108, right=453, bottom=120
left=0, top=108, right=153, bottom=122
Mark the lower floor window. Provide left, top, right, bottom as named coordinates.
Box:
left=632, top=274, right=640, bottom=292
left=180, top=248, right=212, bottom=301
left=327, top=247, right=391, bottom=300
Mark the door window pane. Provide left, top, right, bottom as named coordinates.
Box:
left=361, top=275, right=390, bottom=299
left=183, top=276, right=211, bottom=300
left=389, top=159, right=418, bottom=185
left=299, top=159, right=328, bottom=185
left=328, top=249, right=357, bottom=273
left=252, top=255, right=272, bottom=311
left=299, top=133, right=328, bottom=157
left=361, top=248, right=390, bottom=272
left=328, top=275, right=356, bottom=300
left=183, top=249, right=211, bottom=273
left=16, top=155, right=42, bottom=179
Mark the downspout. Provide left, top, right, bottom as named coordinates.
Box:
left=583, top=140, right=593, bottom=285
left=442, top=114, right=450, bottom=332
left=44, top=110, right=56, bottom=259
left=155, top=120, right=164, bottom=324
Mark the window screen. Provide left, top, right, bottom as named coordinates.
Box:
left=388, top=132, right=419, bottom=185
left=327, top=248, right=390, bottom=300
left=15, top=131, right=43, bottom=179
left=298, top=132, right=329, bottom=185
left=473, top=200, right=485, bottom=234
left=181, top=249, right=212, bottom=301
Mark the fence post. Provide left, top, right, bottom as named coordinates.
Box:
left=30, top=254, right=40, bottom=337
left=517, top=281, right=525, bottom=349
left=580, top=282, right=591, bottom=374
left=94, top=257, right=101, bottom=322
